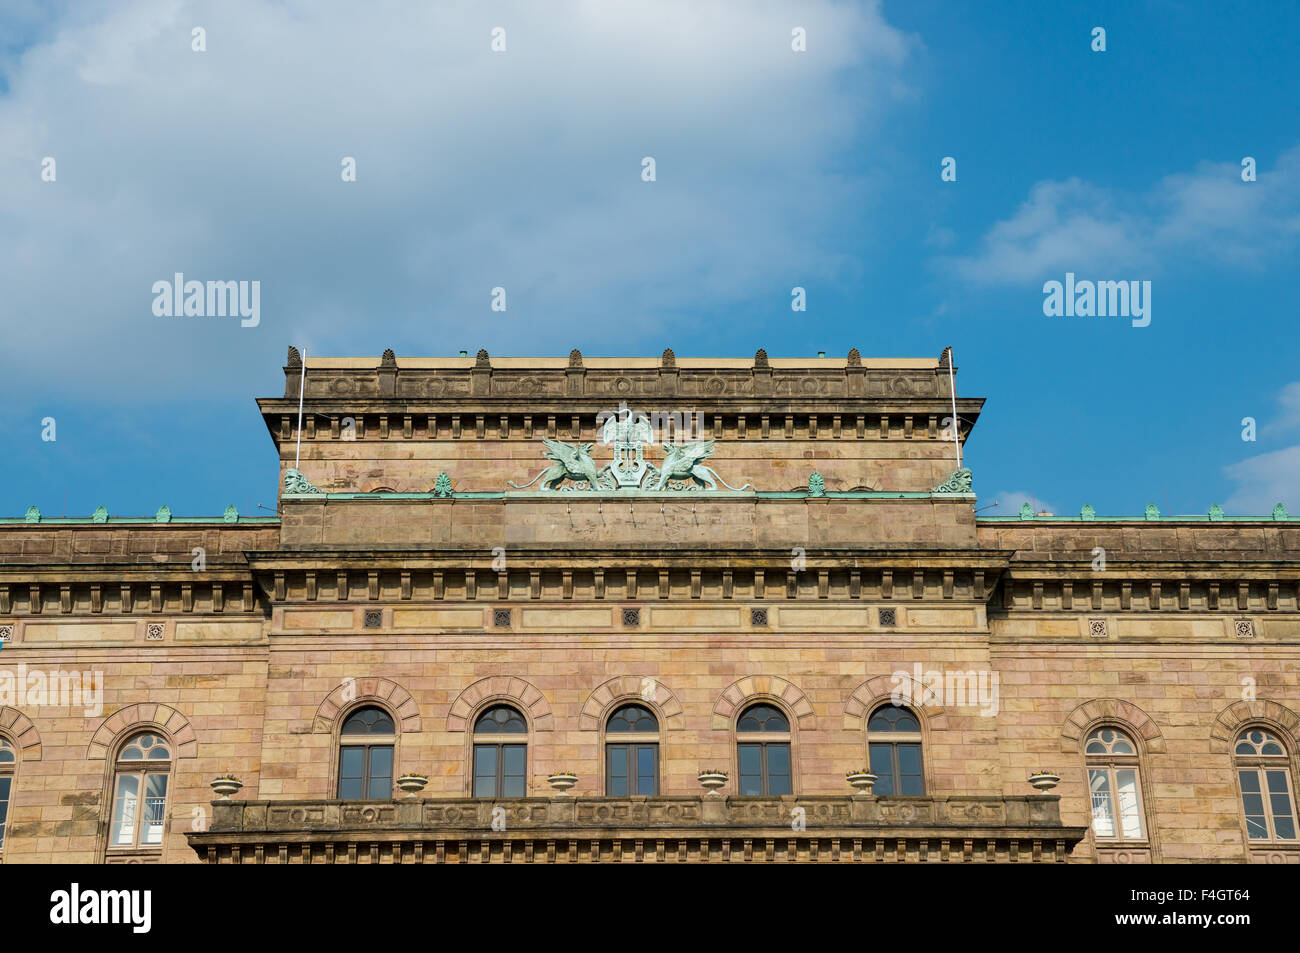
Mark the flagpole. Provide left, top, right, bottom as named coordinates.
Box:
left=946, top=346, right=961, bottom=468
left=295, top=347, right=306, bottom=470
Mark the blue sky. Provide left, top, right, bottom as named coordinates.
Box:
left=1, top=0, right=1298, bottom=519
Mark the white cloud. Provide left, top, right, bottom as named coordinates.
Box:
left=1223, top=446, right=1299, bottom=516
left=1224, top=382, right=1300, bottom=514
left=946, top=148, right=1300, bottom=285
left=0, top=0, right=915, bottom=397
left=981, top=490, right=1058, bottom=517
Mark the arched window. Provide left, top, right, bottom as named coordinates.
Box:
left=1235, top=728, right=1297, bottom=841
left=472, top=705, right=527, bottom=798
left=109, top=731, right=172, bottom=850
left=1085, top=727, right=1145, bottom=840
left=868, top=705, right=924, bottom=796
left=736, top=703, right=791, bottom=796
left=605, top=704, right=659, bottom=795
left=0, top=736, right=14, bottom=854
left=338, top=706, right=395, bottom=800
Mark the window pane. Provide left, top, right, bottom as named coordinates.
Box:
left=1240, top=770, right=1268, bottom=839
left=111, top=775, right=140, bottom=846
left=339, top=746, right=364, bottom=799
left=339, top=747, right=364, bottom=778
left=1273, top=814, right=1297, bottom=839
left=142, top=774, right=168, bottom=845
left=608, top=705, right=658, bottom=733
left=474, top=706, right=527, bottom=734
left=869, top=744, right=894, bottom=796
left=869, top=706, right=918, bottom=732
left=1115, top=768, right=1143, bottom=839
left=738, top=744, right=762, bottom=795
left=897, top=744, right=921, bottom=774
left=472, top=745, right=497, bottom=798
left=1090, top=769, right=1115, bottom=838
left=607, top=745, right=628, bottom=796
left=0, top=775, right=11, bottom=848
left=738, top=705, right=788, bottom=732
left=1266, top=771, right=1296, bottom=839
left=342, top=706, right=394, bottom=735
left=636, top=745, right=657, bottom=795
left=367, top=746, right=394, bottom=799
left=898, top=744, right=924, bottom=795
left=767, top=744, right=792, bottom=796
left=501, top=744, right=526, bottom=798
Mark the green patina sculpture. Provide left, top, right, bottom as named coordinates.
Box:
left=648, top=440, right=751, bottom=491
left=1274, top=503, right=1290, bottom=520
left=1145, top=503, right=1160, bottom=520
left=1019, top=502, right=1033, bottom=519
left=1209, top=504, right=1224, bottom=521
left=156, top=505, right=172, bottom=523
left=1080, top=504, right=1095, bottom=520
left=92, top=506, right=108, bottom=523
left=808, top=472, right=825, bottom=497
left=24, top=506, right=39, bottom=524
left=507, top=439, right=605, bottom=491
left=284, top=468, right=323, bottom=495
left=932, top=468, right=973, bottom=494
left=223, top=505, right=239, bottom=523
left=433, top=472, right=453, bottom=497
left=508, top=431, right=752, bottom=493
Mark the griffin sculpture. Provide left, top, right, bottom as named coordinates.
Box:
left=646, top=439, right=752, bottom=491
left=506, top=438, right=606, bottom=490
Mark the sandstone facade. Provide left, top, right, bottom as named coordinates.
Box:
left=0, top=349, right=1295, bottom=863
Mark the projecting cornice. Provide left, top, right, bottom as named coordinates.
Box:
left=258, top=349, right=983, bottom=447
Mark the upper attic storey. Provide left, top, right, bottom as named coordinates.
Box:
left=256, top=347, right=984, bottom=497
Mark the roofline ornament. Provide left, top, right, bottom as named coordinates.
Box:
left=932, top=468, right=973, bottom=494
left=284, top=469, right=323, bottom=495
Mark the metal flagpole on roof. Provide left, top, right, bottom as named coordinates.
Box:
left=951, top=348, right=961, bottom=470
left=295, top=347, right=306, bottom=470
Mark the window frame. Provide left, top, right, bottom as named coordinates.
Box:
left=1083, top=726, right=1148, bottom=843
left=0, top=734, right=15, bottom=856
left=604, top=703, right=660, bottom=796
left=735, top=702, right=793, bottom=797
left=470, top=704, right=529, bottom=799
left=866, top=704, right=925, bottom=797
left=336, top=705, right=397, bottom=801
left=106, top=731, right=173, bottom=854
left=1233, top=725, right=1299, bottom=844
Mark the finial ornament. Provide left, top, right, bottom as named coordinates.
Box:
left=1274, top=502, right=1290, bottom=520
left=223, top=505, right=239, bottom=523
left=475, top=349, right=491, bottom=368
left=808, top=472, right=826, bottom=497
left=1145, top=503, right=1160, bottom=520
left=754, top=348, right=769, bottom=368
left=24, top=506, right=40, bottom=523
left=568, top=349, right=583, bottom=368
left=1080, top=504, right=1095, bottom=520
left=92, top=506, right=108, bottom=523
left=1209, top=504, right=1224, bottom=521
left=661, top=348, right=676, bottom=367
left=381, top=349, right=396, bottom=368
left=156, top=505, right=172, bottom=523
left=1019, top=502, right=1033, bottom=519
left=847, top=348, right=861, bottom=367
left=433, top=473, right=453, bottom=497
left=286, top=346, right=301, bottom=367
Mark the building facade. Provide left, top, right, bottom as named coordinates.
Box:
left=0, top=347, right=1297, bottom=864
